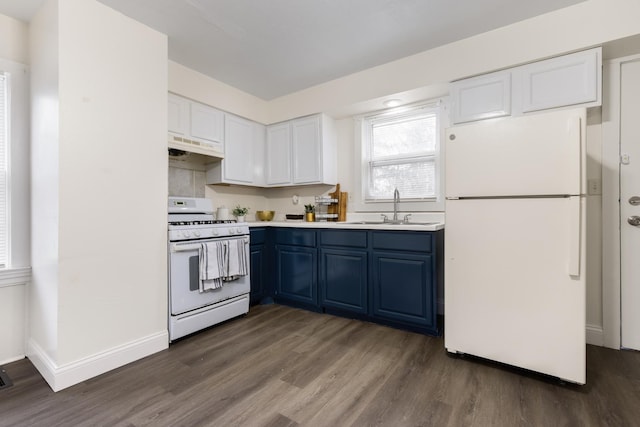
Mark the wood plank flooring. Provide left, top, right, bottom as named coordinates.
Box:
left=1, top=304, right=640, bottom=426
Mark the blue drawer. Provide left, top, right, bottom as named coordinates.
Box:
left=275, top=228, right=316, bottom=247
left=372, top=231, right=432, bottom=253
left=319, top=230, right=368, bottom=248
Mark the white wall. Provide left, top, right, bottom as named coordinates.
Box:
left=0, top=14, right=28, bottom=65
left=29, top=0, right=168, bottom=391
left=585, top=109, right=604, bottom=345
left=0, top=273, right=29, bottom=364
left=30, top=0, right=62, bottom=372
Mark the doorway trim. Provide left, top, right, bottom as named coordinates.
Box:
left=602, top=54, right=640, bottom=350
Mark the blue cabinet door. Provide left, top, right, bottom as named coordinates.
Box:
left=275, top=245, right=318, bottom=307
left=372, top=251, right=436, bottom=330
left=320, top=248, right=368, bottom=314
left=250, top=244, right=265, bottom=305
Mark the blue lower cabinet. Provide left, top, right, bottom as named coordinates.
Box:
left=275, top=244, right=318, bottom=308
left=250, top=244, right=265, bottom=305
left=320, top=248, right=368, bottom=314
left=250, top=227, right=270, bottom=305
left=264, top=227, right=441, bottom=335
left=372, top=251, right=436, bottom=332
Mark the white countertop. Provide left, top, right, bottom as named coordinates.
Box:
left=246, top=220, right=444, bottom=232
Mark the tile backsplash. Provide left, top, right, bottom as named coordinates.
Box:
left=168, top=164, right=206, bottom=198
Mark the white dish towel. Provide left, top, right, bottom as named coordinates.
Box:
left=225, top=238, right=248, bottom=281
left=199, top=241, right=226, bottom=291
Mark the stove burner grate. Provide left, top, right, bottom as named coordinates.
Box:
left=169, top=219, right=237, bottom=226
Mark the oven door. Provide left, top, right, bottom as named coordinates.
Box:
left=169, top=236, right=251, bottom=315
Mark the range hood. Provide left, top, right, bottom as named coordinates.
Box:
left=168, top=135, right=224, bottom=160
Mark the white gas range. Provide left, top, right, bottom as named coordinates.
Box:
left=167, top=197, right=250, bottom=341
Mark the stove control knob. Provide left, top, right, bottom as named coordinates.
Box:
left=236, top=227, right=243, bottom=234
left=182, top=231, right=191, bottom=238
left=193, top=231, right=201, bottom=237
left=228, top=228, right=236, bottom=235
left=212, top=229, right=219, bottom=237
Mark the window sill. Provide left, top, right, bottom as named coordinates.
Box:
left=0, top=267, right=32, bottom=288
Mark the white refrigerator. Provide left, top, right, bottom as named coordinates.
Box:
left=444, top=108, right=586, bottom=384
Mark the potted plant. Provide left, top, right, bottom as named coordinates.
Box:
left=232, top=205, right=249, bottom=222
left=304, top=204, right=315, bottom=222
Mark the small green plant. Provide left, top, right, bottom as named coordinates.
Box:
left=304, top=204, right=315, bottom=213
left=232, top=205, right=249, bottom=217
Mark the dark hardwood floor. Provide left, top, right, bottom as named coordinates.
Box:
left=1, top=304, right=639, bottom=426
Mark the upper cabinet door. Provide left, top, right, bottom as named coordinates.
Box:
left=266, top=123, right=292, bottom=185
left=223, top=114, right=255, bottom=184
left=189, top=102, right=224, bottom=146
left=168, top=94, right=188, bottom=136
left=521, top=49, right=599, bottom=113
left=449, top=48, right=602, bottom=125
left=292, top=115, right=322, bottom=184
left=451, top=71, right=511, bottom=124
left=206, top=114, right=265, bottom=186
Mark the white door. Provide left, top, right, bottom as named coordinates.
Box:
left=620, top=59, right=640, bottom=350
left=445, top=108, right=585, bottom=198
left=445, top=197, right=586, bottom=384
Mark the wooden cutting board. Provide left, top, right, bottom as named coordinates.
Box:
left=327, top=183, right=348, bottom=222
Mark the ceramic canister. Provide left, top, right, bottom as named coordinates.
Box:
left=216, top=206, right=229, bottom=220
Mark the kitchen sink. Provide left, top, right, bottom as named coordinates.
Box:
left=346, top=221, right=438, bottom=226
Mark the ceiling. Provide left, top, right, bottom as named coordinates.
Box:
left=0, top=0, right=585, bottom=100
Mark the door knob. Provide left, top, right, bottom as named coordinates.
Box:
left=628, top=216, right=640, bottom=226
left=630, top=196, right=640, bottom=206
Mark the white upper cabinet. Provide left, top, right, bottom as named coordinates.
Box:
left=168, top=93, right=224, bottom=155
left=451, top=71, right=511, bottom=124
left=450, top=47, right=601, bottom=124
left=292, top=115, right=322, bottom=184
left=189, top=102, right=224, bottom=146
left=266, top=122, right=292, bottom=185
left=266, top=114, right=337, bottom=187
left=206, top=114, right=265, bottom=186
left=519, top=49, right=600, bottom=113
left=168, top=94, right=188, bottom=136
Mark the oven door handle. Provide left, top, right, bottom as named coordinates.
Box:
left=170, top=236, right=249, bottom=253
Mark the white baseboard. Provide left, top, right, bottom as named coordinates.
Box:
left=586, top=324, right=605, bottom=347
left=27, top=330, right=168, bottom=392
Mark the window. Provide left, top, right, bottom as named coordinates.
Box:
left=360, top=103, right=442, bottom=208
left=0, top=73, right=7, bottom=268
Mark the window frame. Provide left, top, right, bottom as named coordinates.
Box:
left=0, top=72, right=7, bottom=268
left=0, top=58, right=29, bottom=273
left=353, top=99, right=447, bottom=213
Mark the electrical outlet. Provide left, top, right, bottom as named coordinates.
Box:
left=588, top=179, right=602, bottom=195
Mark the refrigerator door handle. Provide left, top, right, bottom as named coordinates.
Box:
left=568, top=196, right=581, bottom=277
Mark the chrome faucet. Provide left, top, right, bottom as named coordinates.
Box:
left=393, top=188, right=400, bottom=221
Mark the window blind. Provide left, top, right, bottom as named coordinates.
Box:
left=365, top=108, right=439, bottom=201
